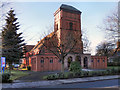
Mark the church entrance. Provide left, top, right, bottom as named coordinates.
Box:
left=75, top=56, right=81, bottom=65
left=67, top=56, right=73, bottom=69
left=84, top=57, right=88, bottom=68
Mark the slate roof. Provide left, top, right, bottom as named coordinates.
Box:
left=60, top=4, right=81, bottom=14
left=25, top=45, right=35, bottom=52
left=30, top=32, right=55, bottom=52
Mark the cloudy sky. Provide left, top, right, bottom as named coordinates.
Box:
left=6, top=1, right=118, bottom=55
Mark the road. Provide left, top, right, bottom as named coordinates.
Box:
left=2, top=79, right=119, bottom=90
left=37, top=79, right=119, bottom=88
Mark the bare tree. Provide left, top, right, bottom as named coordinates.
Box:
left=82, top=29, right=91, bottom=53
left=96, top=42, right=114, bottom=58
left=99, top=7, right=119, bottom=55
left=39, top=30, right=81, bottom=73
left=104, top=11, right=118, bottom=41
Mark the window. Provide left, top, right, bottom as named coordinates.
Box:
left=50, top=60, right=53, bottom=63
left=56, top=24, right=58, bottom=30
left=50, top=58, right=53, bottom=63
left=91, top=60, right=93, bottom=62
left=103, top=60, right=105, bottom=62
left=40, top=60, right=44, bottom=63
left=69, top=22, right=73, bottom=30
left=40, top=58, right=44, bottom=63
left=98, top=60, right=100, bottom=63
left=58, top=59, right=61, bottom=63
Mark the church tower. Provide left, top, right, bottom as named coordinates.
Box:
left=54, top=4, right=83, bottom=54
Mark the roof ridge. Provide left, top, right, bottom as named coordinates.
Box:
left=60, top=4, right=81, bottom=13
left=30, top=31, right=55, bottom=52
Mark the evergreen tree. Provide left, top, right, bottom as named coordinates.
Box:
left=2, top=9, right=25, bottom=73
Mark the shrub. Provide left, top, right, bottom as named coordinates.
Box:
left=43, top=67, right=120, bottom=80
left=69, top=61, right=81, bottom=73
left=58, top=73, right=65, bottom=79
left=27, top=66, right=31, bottom=70
left=74, top=72, right=81, bottom=78
left=83, top=71, right=89, bottom=77
left=45, top=73, right=61, bottom=80
left=87, top=71, right=93, bottom=77
left=108, top=62, right=120, bottom=66
left=118, top=68, right=120, bottom=74
left=43, top=76, right=48, bottom=80
left=2, top=73, right=11, bottom=83
left=106, top=69, right=110, bottom=74
left=67, top=72, right=74, bottom=78
left=111, top=68, right=118, bottom=75
left=47, top=75, right=55, bottom=80
left=63, top=72, right=69, bottom=79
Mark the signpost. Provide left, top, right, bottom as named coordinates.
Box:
left=1, top=57, right=6, bottom=74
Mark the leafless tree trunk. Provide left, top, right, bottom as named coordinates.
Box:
left=95, top=42, right=114, bottom=57
left=82, top=29, right=91, bottom=53
left=99, top=6, right=120, bottom=55
left=40, top=30, right=79, bottom=73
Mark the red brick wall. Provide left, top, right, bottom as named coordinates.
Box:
left=31, top=54, right=61, bottom=72
left=54, top=9, right=83, bottom=54
left=91, top=56, right=107, bottom=69
left=31, top=56, right=37, bottom=71
left=59, top=10, right=83, bottom=54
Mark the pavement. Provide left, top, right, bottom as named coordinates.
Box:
left=2, top=75, right=120, bottom=88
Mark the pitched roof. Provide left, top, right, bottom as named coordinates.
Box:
left=25, top=45, right=35, bottom=52
left=30, top=32, right=55, bottom=52
left=60, top=4, right=81, bottom=14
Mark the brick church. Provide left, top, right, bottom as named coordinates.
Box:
left=23, top=4, right=107, bottom=71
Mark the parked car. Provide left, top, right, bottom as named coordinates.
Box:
left=14, top=64, right=20, bottom=68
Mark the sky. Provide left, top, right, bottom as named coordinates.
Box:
left=8, top=1, right=118, bottom=55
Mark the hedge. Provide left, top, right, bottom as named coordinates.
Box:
left=2, top=73, right=12, bottom=83
left=43, top=68, right=120, bottom=80
left=107, top=62, right=120, bottom=66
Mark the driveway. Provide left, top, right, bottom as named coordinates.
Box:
left=14, top=69, right=106, bottom=83
left=14, top=70, right=61, bottom=82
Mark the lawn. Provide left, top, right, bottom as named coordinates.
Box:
left=4, top=69, right=29, bottom=81
left=107, top=66, right=120, bottom=69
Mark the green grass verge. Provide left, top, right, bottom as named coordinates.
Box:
left=107, top=66, right=120, bottom=69
left=4, top=69, right=29, bottom=81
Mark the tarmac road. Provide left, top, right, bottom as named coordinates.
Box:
left=37, top=79, right=119, bottom=88
left=2, top=79, right=119, bottom=90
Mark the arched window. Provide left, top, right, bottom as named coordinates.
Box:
left=84, top=57, right=88, bottom=68
left=75, top=56, right=81, bottom=65
left=69, top=22, right=73, bottom=30
left=50, top=57, right=53, bottom=63
left=103, top=60, right=105, bottom=62
left=98, top=60, right=100, bottom=63
left=40, top=57, right=44, bottom=63
left=67, top=56, right=73, bottom=68
left=56, top=24, right=58, bottom=30
left=91, top=60, right=93, bottom=62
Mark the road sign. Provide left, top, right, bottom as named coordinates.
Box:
left=1, top=57, right=6, bottom=67
left=1, top=57, right=6, bottom=74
